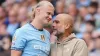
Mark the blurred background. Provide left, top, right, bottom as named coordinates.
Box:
left=0, top=0, right=100, bottom=56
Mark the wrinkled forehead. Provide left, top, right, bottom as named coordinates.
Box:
left=53, top=15, right=65, bottom=23
left=54, top=14, right=74, bottom=24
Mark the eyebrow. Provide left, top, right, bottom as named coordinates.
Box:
left=53, top=20, right=60, bottom=23
left=47, top=11, right=54, bottom=16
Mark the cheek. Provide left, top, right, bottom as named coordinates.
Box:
left=41, top=14, right=48, bottom=19
left=45, top=14, right=49, bottom=18
left=41, top=11, right=47, bottom=16
left=57, top=25, right=64, bottom=31
left=57, top=25, right=63, bottom=31
left=56, top=25, right=61, bottom=29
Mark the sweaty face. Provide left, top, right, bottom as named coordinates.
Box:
left=52, top=17, right=65, bottom=36
left=39, top=5, right=54, bottom=25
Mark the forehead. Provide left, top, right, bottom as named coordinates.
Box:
left=42, top=5, right=54, bottom=12
left=55, top=15, right=65, bottom=21
left=54, top=15, right=64, bottom=23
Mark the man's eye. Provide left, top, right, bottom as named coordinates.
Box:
left=53, top=20, right=59, bottom=24
left=47, top=12, right=51, bottom=15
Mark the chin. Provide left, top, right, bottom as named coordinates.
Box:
left=44, top=21, right=49, bottom=24
left=44, top=23, right=48, bottom=25
left=56, top=32, right=63, bottom=36
left=55, top=32, right=60, bottom=36
left=43, top=23, right=49, bottom=27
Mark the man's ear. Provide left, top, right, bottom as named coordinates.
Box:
left=37, top=8, right=40, bottom=12
left=65, top=24, right=70, bottom=30
left=36, top=8, right=40, bottom=15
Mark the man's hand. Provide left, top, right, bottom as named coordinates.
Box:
left=11, top=50, right=22, bottom=56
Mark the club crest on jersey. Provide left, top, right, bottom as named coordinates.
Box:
left=41, top=35, right=45, bottom=41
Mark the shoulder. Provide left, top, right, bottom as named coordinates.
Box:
left=15, top=23, right=31, bottom=34
left=74, top=38, right=86, bottom=45
left=15, top=28, right=26, bottom=36
left=43, top=29, right=50, bottom=39
left=43, top=29, right=50, bottom=35
left=73, top=38, right=88, bottom=49
left=44, top=29, right=50, bottom=33
left=71, top=38, right=87, bottom=47
left=13, top=24, right=31, bottom=38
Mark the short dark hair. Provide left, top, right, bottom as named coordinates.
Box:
left=85, top=20, right=95, bottom=27
left=90, top=2, right=98, bottom=9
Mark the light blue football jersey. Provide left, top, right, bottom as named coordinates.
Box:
left=11, top=23, right=50, bottom=56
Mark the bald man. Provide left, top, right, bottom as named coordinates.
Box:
left=11, top=1, right=54, bottom=56
left=50, top=14, right=88, bottom=56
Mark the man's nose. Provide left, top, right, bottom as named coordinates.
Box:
left=49, top=15, right=52, bottom=20
left=52, top=22, right=56, bottom=28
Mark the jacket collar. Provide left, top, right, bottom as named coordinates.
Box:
left=57, top=33, right=76, bottom=44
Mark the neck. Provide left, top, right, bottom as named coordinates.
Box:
left=58, top=31, right=71, bottom=42
left=31, top=18, right=43, bottom=30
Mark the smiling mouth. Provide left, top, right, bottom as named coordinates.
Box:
left=47, top=18, right=51, bottom=22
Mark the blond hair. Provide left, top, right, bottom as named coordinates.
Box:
left=29, top=1, right=53, bottom=19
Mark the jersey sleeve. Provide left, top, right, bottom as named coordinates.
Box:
left=11, top=29, right=27, bottom=51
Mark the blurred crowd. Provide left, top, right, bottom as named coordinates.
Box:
left=0, top=0, right=100, bottom=56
